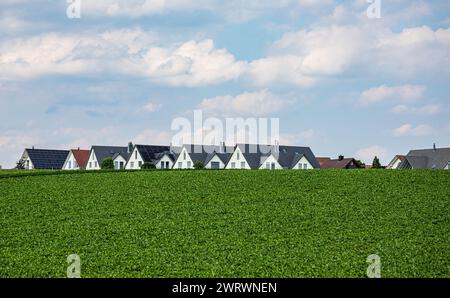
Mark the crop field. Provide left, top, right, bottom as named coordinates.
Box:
left=0, top=170, right=449, bottom=278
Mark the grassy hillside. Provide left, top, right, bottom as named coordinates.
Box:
left=0, top=170, right=449, bottom=277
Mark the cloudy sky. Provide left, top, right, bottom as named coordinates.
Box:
left=1, top=0, right=449, bottom=168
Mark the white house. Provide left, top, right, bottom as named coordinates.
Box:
left=386, top=155, right=406, bottom=169
left=63, top=149, right=90, bottom=170
left=87, top=144, right=132, bottom=170
left=155, top=153, right=176, bottom=169
left=225, top=144, right=320, bottom=170
left=125, top=144, right=172, bottom=170
left=19, top=148, right=70, bottom=170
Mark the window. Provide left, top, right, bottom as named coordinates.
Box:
left=115, top=161, right=118, bottom=169
left=299, top=163, right=302, bottom=169
left=74, top=161, right=78, bottom=169
left=211, top=162, right=220, bottom=169
left=448, top=163, right=450, bottom=169
left=89, top=162, right=92, bottom=168
left=266, top=162, right=270, bottom=169
left=237, top=152, right=240, bottom=160
left=241, top=162, right=246, bottom=169
left=178, top=162, right=182, bottom=168
left=26, top=160, right=30, bottom=169
left=166, top=162, right=170, bottom=169
left=271, top=163, right=275, bottom=170
left=231, top=162, right=236, bottom=169
left=161, top=162, right=165, bottom=169
left=187, top=161, right=192, bottom=168
left=68, top=161, right=72, bottom=169
left=183, top=152, right=186, bottom=160
left=130, top=162, right=134, bottom=169
left=94, top=162, right=97, bottom=168
left=138, top=161, right=142, bottom=168
left=303, top=163, right=308, bottom=170
left=135, top=151, right=138, bottom=160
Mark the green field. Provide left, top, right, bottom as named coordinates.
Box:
left=0, top=170, right=449, bottom=278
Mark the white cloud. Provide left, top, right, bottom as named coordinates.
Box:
left=198, top=90, right=286, bottom=116
left=392, top=124, right=433, bottom=137
left=0, top=30, right=245, bottom=87
left=143, top=102, right=162, bottom=113
left=133, top=129, right=173, bottom=145
left=359, top=85, right=426, bottom=105
left=390, top=104, right=442, bottom=115
left=247, top=23, right=450, bottom=87
left=355, top=145, right=388, bottom=165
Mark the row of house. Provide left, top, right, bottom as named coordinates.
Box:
left=19, top=143, right=450, bottom=171
left=386, top=144, right=450, bottom=170
left=20, top=142, right=321, bottom=171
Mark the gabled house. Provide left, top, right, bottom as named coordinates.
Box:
left=20, top=148, right=70, bottom=170
left=63, top=148, right=90, bottom=170
left=386, top=155, right=406, bottom=169
left=225, top=144, right=320, bottom=170
left=155, top=152, right=177, bottom=169
left=398, top=145, right=450, bottom=169
left=173, top=144, right=228, bottom=169
left=87, top=143, right=133, bottom=170
left=125, top=144, right=171, bottom=170
left=317, top=156, right=361, bottom=169
left=205, top=152, right=233, bottom=169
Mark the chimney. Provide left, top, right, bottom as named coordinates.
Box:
left=433, top=143, right=437, bottom=151
left=77, top=147, right=80, bottom=151
left=338, top=155, right=344, bottom=161
left=220, top=141, right=225, bottom=154
left=32, top=146, right=35, bottom=150
left=128, top=142, right=133, bottom=154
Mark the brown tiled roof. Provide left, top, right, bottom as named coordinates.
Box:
left=317, top=157, right=357, bottom=169
left=72, top=149, right=90, bottom=169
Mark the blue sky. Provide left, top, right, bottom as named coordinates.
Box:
left=1, top=0, right=449, bottom=168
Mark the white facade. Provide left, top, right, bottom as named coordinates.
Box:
left=86, top=150, right=100, bottom=170
left=259, top=154, right=283, bottom=170
left=387, top=156, right=403, bottom=169
left=225, top=147, right=250, bottom=169
left=205, top=154, right=226, bottom=169
left=113, top=155, right=127, bottom=170
left=63, top=151, right=80, bottom=170
left=173, top=147, right=194, bottom=169
left=292, top=156, right=314, bottom=170
left=446, top=162, right=450, bottom=170
left=125, top=147, right=144, bottom=170
left=156, top=154, right=174, bottom=169
left=21, top=151, right=34, bottom=170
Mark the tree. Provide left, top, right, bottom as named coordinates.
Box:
left=354, top=159, right=365, bottom=169
left=15, top=159, right=25, bottom=170
left=141, top=162, right=156, bottom=170
left=194, top=161, right=205, bottom=170
left=101, top=157, right=114, bottom=170
left=372, top=156, right=382, bottom=169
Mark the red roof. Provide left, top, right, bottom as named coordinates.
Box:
left=71, top=149, right=90, bottom=170
left=317, top=157, right=358, bottom=169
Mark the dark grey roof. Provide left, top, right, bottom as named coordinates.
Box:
left=204, top=152, right=233, bottom=165
left=155, top=152, right=176, bottom=162
left=25, top=148, right=69, bottom=169
left=236, top=144, right=320, bottom=169
left=135, top=145, right=171, bottom=163
left=401, top=147, right=450, bottom=169
left=92, top=146, right=130, bottom=164
left=182, top=144, right=234, bottom=164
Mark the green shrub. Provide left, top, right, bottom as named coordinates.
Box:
left=101, top=157, right=115, bottom=170
left=141, top=162, right=156, bottom=170
left=194, top=161, right=205, bottom=170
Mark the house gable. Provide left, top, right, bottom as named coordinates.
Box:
left=21, top=150, right=34, bottom=170
left=225, top=146, right=250, bottom=169
left=86, top=149, right=100, bottom=170
left=292, top=155, right=313, bottom=170
left=259, top=154, right=282, bottom=170
left=205, top=154, right=225, bottom=169
left=173, top=147, right=194, bottom=169
left=125, top=146, right=144, bottom=170
left=156, top=154, right=174, bottom=169
left=63, top=151, right=77, bottom=170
